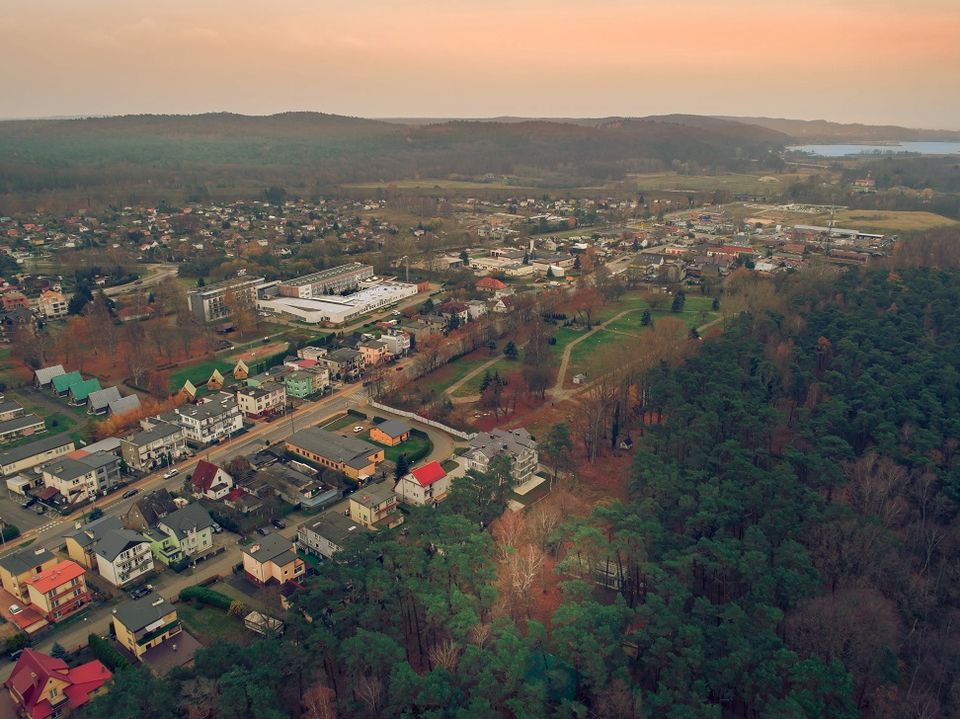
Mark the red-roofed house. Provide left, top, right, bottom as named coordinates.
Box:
left=394, top=460, right=450, bottom=506
left=5, top=649, right=111, bottom=719
left=25, top=560, right=90, bottom=623
left=190, top=460, right=233, bottom=500
left=476, top=276, right=507, bottom=294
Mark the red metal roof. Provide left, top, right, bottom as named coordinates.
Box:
left=26, top=560, right=85, bottom=594
left=5, top=650, right=110, bottom=719
left=410, top=461, right=446, bottom=487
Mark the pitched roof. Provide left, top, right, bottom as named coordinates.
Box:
left=191, top=460, right=227, bottom=492
left=158, top=503, right=214, bottom=539
left=5, top=650, right=111, bottom=719
left=409, top=460, right=446, bottom=487
left=245, top=533, right=296, bottom=565
left=128, top=489, right=177, bottom=528
left=375, top=418, right=412, bottom=439
left=25, top=560, right=85, bottom=594
left=68, top=378, right=102, bottom=401
left=476, top=276, right=507, bottom=290
left=51, top=371, right=83, bottom=393
left=87, top=386, right=121, bottom=410
left=94, top=529, right=149, bottom=562
left=109, top=394, right=141, bottom=416
left=33, top=365, right=65, bottom=385
left=0, top=547, right=53, bottom=575
left=0, top=433, right=74, bottom=468
left=350, top=483, right=395, bottom=509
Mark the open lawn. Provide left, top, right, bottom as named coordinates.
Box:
left=318, top=413, right=357, bottom=431
left=452, top=358, right=519, bottom=397
left=632, top=171, right=811, bottom=196
left=418, top=354, right=496, bottom=396
left=177, top=603, right=252, bottom=646
left=168, top=359, right=235, bottom=393
left=812, top=209, right=959, bottom=232
left=372, top=434, right=432, bottom=463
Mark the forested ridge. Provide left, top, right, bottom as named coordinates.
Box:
left=83, top=263, right=960, bottom=719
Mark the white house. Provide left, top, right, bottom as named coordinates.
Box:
left=394, top=461, right=451, bottom=506
left=94, top=530, right=154, bottom=587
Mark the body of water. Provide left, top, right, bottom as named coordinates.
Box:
left=788, top=141, right=960, bottom=157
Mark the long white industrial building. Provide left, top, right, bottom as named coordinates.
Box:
left=258, top=282, right=418, bottom=325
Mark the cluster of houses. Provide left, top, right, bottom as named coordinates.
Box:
left=34, top=364, right=142, bottom=417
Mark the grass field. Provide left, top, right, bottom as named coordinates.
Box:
left=177, top=603, right=251, bottom=646
left=811, top=209, right=959, bottom=232
left=168, top=359, right=235, bottom=393
left=418, top=354, right=497, bottom=396
left=345, top=178, right=543, bottom=191
left=372, top=434, right=433, bottom=463
left=452, top=358, right=518, bottom=397
left=632, top=171, right=811, bottom=196
left=318, top=414, right=357, bottom=431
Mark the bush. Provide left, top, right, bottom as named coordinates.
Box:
left=228, top=600, right=248, bottom=618
left=88, top=634, right=130, bottom=672
left=207, top=509, right=240, bottom=534
left=1, top=525, right=20, bottom=542
left=347, top=408, right=367, bottom=419
left=168, top=558, right=191, bottom=573
left=4, top=633, right=30, bottom=654
left=179, top=586, right=232, bottom=611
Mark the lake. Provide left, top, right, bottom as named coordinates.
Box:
left=787, top=141, right=960, bottom=157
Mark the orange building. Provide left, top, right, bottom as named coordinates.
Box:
left=25, top=560, right=90, bottom=624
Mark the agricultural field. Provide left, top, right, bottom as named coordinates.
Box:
left=812, top=209, right=959, bottom=232
left=632, top=171, right=812, bottom=196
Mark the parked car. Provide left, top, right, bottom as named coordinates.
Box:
left=129, top=587, right=151, bottom=600
left=212, top=523, right=223, bottom=534
left=256, top=527, right=271, bottom=536
left=162, top=468, right=179, bottom=479
left=271, top=518, right=286, bottom=529
left=352, top=425, right=364, bottom=433
left=122, top=488, right=140, bottom=499
left=20, top=497, right=36, bottom=509
left=8, top=604, right=22, bottom=615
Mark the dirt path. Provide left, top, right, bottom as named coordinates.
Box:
left=444, top=356, right=503, bottom=405
left=551, top=309, right=637, bottom=401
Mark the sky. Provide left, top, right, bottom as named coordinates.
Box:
left=2, top=0, right=959, bottom=129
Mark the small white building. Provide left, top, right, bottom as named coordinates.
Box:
left=394, top=461, right=451, bottom=506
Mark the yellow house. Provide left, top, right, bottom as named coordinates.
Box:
left=368, top=419, right=412, bottom=447
left=286, top=427, right=384, bottom=480
left=242, top=534, right=305, bottom=585
left=112, top=595, right=182, bottom=661
left=0, top=547, right=58, bottom=603
left=233, top=359, right=249, bottom=380
left=349, top=484, right=405, bottom=530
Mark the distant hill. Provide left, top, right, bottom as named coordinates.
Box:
left=715, top=116, right=960, bottom=142
left=0, top=112, right=788, bottom=205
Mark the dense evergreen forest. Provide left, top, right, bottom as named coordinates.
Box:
left=83, top=261, right=960, bottom=718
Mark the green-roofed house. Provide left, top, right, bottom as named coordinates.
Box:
left=51, top=371, right=83, bottom=395
left=68, top=378, right=102, bottom=405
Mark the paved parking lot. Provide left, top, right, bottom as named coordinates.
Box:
left=0, top=492, right=49, bottom=534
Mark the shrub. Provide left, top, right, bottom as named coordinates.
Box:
left=1, top=525, right=20, bottom=542
left=347, top=408, right=367, bottom=419
left=88, top=634, right=130, bottom=672
left=4, top=633, right=30, bottom=654
left=228, top=600, right=248, bottom=618
left=179, top=586, right=233, bottom=611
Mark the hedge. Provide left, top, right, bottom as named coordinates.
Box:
left=179, top=585, right=233, bottom=611
left=88, top=634, right=131, bottom=672
left=1, top=524, right=20, bottom=542
left=347, top=408, right=367, bottom=419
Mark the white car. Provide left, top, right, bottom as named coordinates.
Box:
left=9, top=604, right=22, bottom=615
left=162, top=468, right=179, bottom=479
left=353, top=426, right=364, bottom=433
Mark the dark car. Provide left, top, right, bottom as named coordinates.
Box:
left=129, top=587, right=151, bottom=600
left=20, top=497, right=37, bottom=509
left=122, top=488, right=140, bottom=499
left=271, top=518, right=286, bottom=529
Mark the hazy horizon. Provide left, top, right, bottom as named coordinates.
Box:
left=2, top=0, right=959, bottom=129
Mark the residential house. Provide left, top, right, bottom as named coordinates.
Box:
left=5, top=649, right=111, bottom=719
left=40, top=451, right=121, bottom=505
left=37, top=289, right=69, bottom=319
left=463, top=427, right=539, bottom=485
left=0, top=400, right=24, bottom=422
left=0, top=547, right=57, bottom=602
left=120, top=422, right=187, bottom=473
left=465, top=300, right=488, bottom=320
left=379, top=329, right=411, bottom=357
left=284, top=369, right=329, bottom=399
left=348, top=484, right=404, bottom=530
left=242, top=534, right=305, bottom=585
left=358, top=339, right=389, bottom=366
left=257, top=464, right=339, bottom=510
left=67, top=379, right=101, bottom=406
left=51, top=371, right=83, bottom=396
left=24, top=560, right=89, bottom=623
left=297, top=512, right=361, bottom=559
left=394, top=460, right=451, bottom=506
left=1, top=290, right=29, bottom=310
left=235, top=382, right=286, bottom=419
left=85, top=387, right=121, bottom=415
left=476, top=276, right=507, bottom=294
left=93, top=529, right=154, bottom=587
left=0, top=307, right=32, bottom=344
left=0, top=414, right=46, bottom=443
left=108, top=394, right=141, bottom=417
left=33, top=365, right=65, bottom=388
left=369, top=419, right=412, bottom=447
left=317, top=348, right=365, bottom=381
left=285, top=427, right=384, bottom=480
left=435, top=301, right=469, bottom=326
left=112, top=595, right=182, bottom=661
left=170, top=394, right=243, bottom=445
left=64, top=516, right=123, bottom=570
left=152, top=503, right=215, bottom=564
left=190, top=460, right=234, bottom=500
left=493, top=295, right=518, bottom=314
left=122, top=490, right=177, bottom=534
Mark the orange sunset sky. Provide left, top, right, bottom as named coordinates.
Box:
left=2, top=0, right=958, bottom=128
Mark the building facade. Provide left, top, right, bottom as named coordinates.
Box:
left=120, top=423, right=187, bottom=473
left=24, top=560, right=89, bottom=623
left=40, top=452, right=121, bottom=504
left=112, top=595, right=182, bottom=661
left=187, top=276, right=265, bottom=323
left=277, top=263, right=374, bottom=299
left=463, top=427, right=539, bottom=485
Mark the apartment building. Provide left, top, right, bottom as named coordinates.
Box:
left=112, top=595, right=182, bottom=661
left=37, top=289, right=68, bottom=319
left=120, top=422, right=187, bottom=472
left=277, top=263, right=374, bottom=299
left=40, top=452, right=121, bottom=504
left=93, top=530, right=154, bottom=587
left=169, top=395, right=243, bottom=445
left=463, top=427, right=539, bottom=485
left=235, top=382, right=286, bottom=419
left=24, top=560, right=90, bottom=623
left=187, top=276, right=265, bottom=323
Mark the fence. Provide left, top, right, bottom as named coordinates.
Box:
left=367, top=401, right=477, bottom=441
